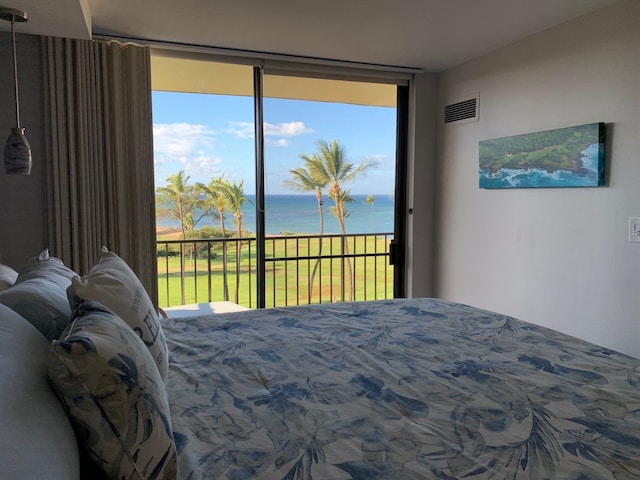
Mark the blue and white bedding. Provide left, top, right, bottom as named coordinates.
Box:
left=164, top=298, right=640, bottom=479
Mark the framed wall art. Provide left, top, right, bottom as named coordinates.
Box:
left=479, top=122, right=605, bottom=189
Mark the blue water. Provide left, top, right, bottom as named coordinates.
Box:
left=158, top=194, right=395, bottom=234
left=479, top=143, right=603, bottom=188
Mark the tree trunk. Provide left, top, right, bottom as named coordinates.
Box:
left=218, top=208, right=229, bottom=301
left=337, top=199, right=353, bottom=302
left=309, top=196, right=324, bottom=302
left=234, top=214, right=242, bottom=304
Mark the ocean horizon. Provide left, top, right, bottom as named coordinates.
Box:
left=157, top=194, right=395, bottom=235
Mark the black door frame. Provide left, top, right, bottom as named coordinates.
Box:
left=253, top=69, right=409, bottom=305
left=391, top=85, right=409, bottom=298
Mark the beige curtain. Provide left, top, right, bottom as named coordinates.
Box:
left=42, top=37, right=158, bottom=303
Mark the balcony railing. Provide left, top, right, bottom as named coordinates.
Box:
left=157, top=233, right=394, bottom=309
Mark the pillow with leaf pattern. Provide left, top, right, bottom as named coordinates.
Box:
left=68, top=247, right=169, bottom=381
left=48, top=300, right=177, bottom=480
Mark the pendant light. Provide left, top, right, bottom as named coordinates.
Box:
left=0, top=7, right=31, bottom=175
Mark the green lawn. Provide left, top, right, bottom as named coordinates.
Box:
left=157, top=235, right=393, bottom=308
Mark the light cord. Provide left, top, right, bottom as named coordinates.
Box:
left=11, top=15, right=20, bottom=128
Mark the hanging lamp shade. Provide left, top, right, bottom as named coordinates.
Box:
left=4, top=127, right=31, bottom=174
left=0, top=7, right=31, bottom=175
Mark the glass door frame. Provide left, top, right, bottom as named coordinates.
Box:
left=252, top=66, right=409, bottom=307
left=253, top=66, right=267, bottom=308
left=151, top=48, right=413, bottom=308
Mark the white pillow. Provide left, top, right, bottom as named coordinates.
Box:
left=0, top=304, right=80, bottom=479
left=0, top=249, right=77, bottom=339
left=15, top=248, right=75, bottom=283
left=68, top=247, right=169, bottom=381
left=0, top=264, right=18, bottom=291
left=48, top=301, right=177, bottom=480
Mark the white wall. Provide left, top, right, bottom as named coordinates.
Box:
left=406, top=72, right=438, bottom=297
left=0, top=33, right=46, bottom=270
left=436, top=0, right=640, bottom=358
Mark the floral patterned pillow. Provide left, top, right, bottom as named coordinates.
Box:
left=68, top=247, right=169, bottom=381
left=48, top=301, right=177, bottom=480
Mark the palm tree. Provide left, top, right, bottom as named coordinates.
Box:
left=217, top=178, right=251, bottom=303
left=156, top=170, right=207, bottom=286
left=283, top=155, right=327, bottom=302
left=196, top=177, right=230, bottom=238
left=156, top=170, right=194, bottom=240
left=364, top=194, right=375, bottom=231
left=308, top=139, right=373, bottom=301
left=328, top=188, right=355, bottom=226
left=196, top=176, right=231, bottom=300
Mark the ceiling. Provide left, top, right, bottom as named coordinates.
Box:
left=0, top=0, right=623, bottom=71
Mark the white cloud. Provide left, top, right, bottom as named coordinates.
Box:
left=153, top=123, right=215, bottom=164
left=266, top=138, right=291, bottom=147
left=154, top=123, right=226, bottom=186
left=226, top=120, right=314, bottom=146
left=264, top=121, right=314, bottom=137
left=181, top=155, right=224, bottom=179
left=225, top=121, right=254, bottom=139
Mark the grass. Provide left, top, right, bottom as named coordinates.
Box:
left=156, top=233, right=393, bottom=308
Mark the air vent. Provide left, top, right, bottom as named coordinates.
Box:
left=444, top=94, right=479, bottom=125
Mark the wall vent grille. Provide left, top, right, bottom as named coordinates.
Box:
left=444, top=94, right=479, bottom=125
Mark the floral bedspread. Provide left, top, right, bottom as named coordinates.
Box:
left=163, top=298, right=640, bottom=479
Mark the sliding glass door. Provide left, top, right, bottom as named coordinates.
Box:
left=151, top=54, right=407, bottom=308
left=152, top=57, right=258, bottom=307
left=259, top=71, right=401, bottom=306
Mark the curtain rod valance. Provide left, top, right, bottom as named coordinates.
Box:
left=93, top=34, right=422, bottom=84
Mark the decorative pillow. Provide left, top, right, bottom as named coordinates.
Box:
left=68, top=247, right=169, bottom=381
left=0, top=263, right=18, bottom=291
left=0, top=304, right=80, bottom=479
left=0, top=249, right=77, bottom=339
left=48, top=301, right=177, bottom=480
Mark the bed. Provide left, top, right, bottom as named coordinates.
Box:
left=1, top=249, right=639, bottom=479
left=164, top=298, right=640, bottom=480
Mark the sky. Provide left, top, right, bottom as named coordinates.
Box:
left=152, top=91, right=398, bottom=196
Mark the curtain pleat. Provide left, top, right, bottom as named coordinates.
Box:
left=42, top=37, right=158, bottom=304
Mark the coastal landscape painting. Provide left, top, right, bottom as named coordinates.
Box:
left=479, top=122, right=605, bottom=189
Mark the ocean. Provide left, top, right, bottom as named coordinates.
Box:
left=157, top=194, right=395, bottom=235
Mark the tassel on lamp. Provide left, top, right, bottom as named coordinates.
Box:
left=0, top=7, right=31, bottom=175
